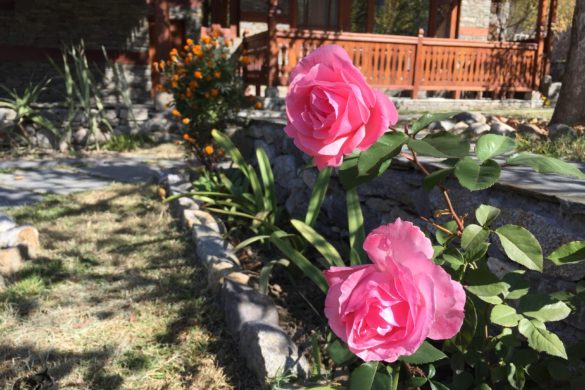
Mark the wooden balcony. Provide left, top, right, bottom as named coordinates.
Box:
left=242, top=28, right=541, bottom=98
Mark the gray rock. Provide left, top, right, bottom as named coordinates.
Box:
left=546, top=82, right=562, bottom=102
left=548, top=123, right=577, bottom=141
left=429, top=119, right=456, bottom=132
left=221, top=279, right=280, bottom=335
left=154, top=92, right=173, bottom=112
left=239, top=321, right=310, bottom=382
left=192, top=223, right=239, bottom=268
left=0, top=215, right=16, bottom=233
left=30, top=130, right=55, bottom=149
left=452, top=121, right=470, bottom=135
left=517, top=123, right=546, bottom=141
left=254, top=140, right=276, bottom=161
left=120, top=107, right=149, bottom=121
left=487, top=257, right=519, bottom=279
left=490, top=121, right=516, bottom=137
left=272, top=155, right=299, bottom=190
left=468, top=123, right=491, bottom=138
left=301, top=169, right=318, bottom=188
left=0, top=107, right=16, bottom=123
left=453, top=111, right=487, bottom=125
left=285, top=188, right=309, bottom=218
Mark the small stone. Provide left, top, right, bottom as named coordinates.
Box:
left=239, top=321, right=311, bottom=381
left=490, top=121, right=516, bottom=137
left=548, top=123, right=577, bottom=141
left=429, top=119, right=456, bottom=132
left=208, top=261, right=239, bottom=291
left=453, top=112, right=487, bottom=125
left=254, top=140, right=276, bottom=160
left=221, top=279, right=280, bottom=334
left=517, top=123, right=546, bottom=141
left=452, top=121, right=470, bottom=135
left=0, top=225, right=40, bottom=259
left=0, top=247, right=24, bottom=276
left=301, top=169, right=318, bottom=188
left=468, top=123, right=491, bottom=138
left=272, top=155, right=299, bottom=190
left=0, top=215, right=16, bottom=233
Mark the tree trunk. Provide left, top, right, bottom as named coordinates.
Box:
left=551, top=0, right=585, bottom=126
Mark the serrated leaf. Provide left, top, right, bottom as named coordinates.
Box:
left=475, top=204, right=501, bottom=226
left=423, top=167, right=454, bottom=191
left=518, top=318, right=567, bottom=359
left=357, top=132, right=407, bottom=175
left=400, top=341, right=447, bottom=364
left=490, top=304, right=523, bottom=327
left=476, top=134, right=516, bottom=162
left=408, top=131, right=470, bottom=158
left=507, top=152, right=585, bottom=180
left=495, top=225, right=543, bottom=272
left=411, top=112, right=457, bottom=134
left=547, top=241, right=585, bottom=266
left=519, top=294, right=571, bottom=322
left=461, top=224, right=489, bottom=250
left=455, top=157, right=501, bottom=191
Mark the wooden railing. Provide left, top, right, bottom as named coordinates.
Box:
left=241, top=28, right=540, bottom=98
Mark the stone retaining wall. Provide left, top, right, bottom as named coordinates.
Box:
left=231, top=118, right=585, bottom=342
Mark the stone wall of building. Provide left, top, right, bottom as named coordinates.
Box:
left=459, top=0, right=492, bottom=40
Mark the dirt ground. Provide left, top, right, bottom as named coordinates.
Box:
left=0, top=184, right=258, bottom=389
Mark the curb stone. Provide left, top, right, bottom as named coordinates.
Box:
left=160, top=170, right=310, bottom=386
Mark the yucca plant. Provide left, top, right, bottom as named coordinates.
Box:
left=50, top=40, right=112, bottom=149
left=0, top=79, right=58, bottom=148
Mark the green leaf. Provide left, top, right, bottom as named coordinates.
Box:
left=461, top=224, right=489, bottom=250
left=495, top=225, right=543, bottom=272
left=346, top=188, right=366, bottom=265
left=339, top=154, right=373, bottom=190
left=490, top=304, right=523, bottom=327
left=465, top=282, right=509, bottom=299
left=270, top=232, right=328, bottom=293
left=547, top=241, right=585, bottom=266
left=518, top=318, right=567, bottom=359
left=519, top=294, right=571, bottom=322
left=357, top=132, right=407, bottom=175
left=476, top=134, right=516, bottom=162
left=327, top=338, right=356, bottom=366
left=407, top=131, right=470, bottom=158
left=507, top=152, right=585, bottom=180
left=453, top=299, right=478, bottom=351
left=475, top=204, right=501, bottom=226
left=258, top=259, right=289, bottom=295
left=411, top=112, right=457, bottom=135
left=454, top=157, right=501, bottom=191
left=435, top=220, right=458, bottom=245
left=506, top=363, right=526, bottom=390
left=423, top=167, right=455, bottom=191
left=233, top=235, right=271, bottom=252
left=305, top=167, right=332, bottom=227
left=429, top=380, right=450, bottom=390
left=349, top=362, right=379, bottom=390
left=256, top=147, right=277, bottom=221
left=502, top=271, right=530, bottom=300
left=400, top=341, right=447, bottom=364
left=291, top=219, right=344, bottom=267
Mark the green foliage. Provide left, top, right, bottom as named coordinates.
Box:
left=101, top=134, right=152, bottom=152
left=0, top=78, right=58, bottom=148
left=517, top=134, right=585, bottom=162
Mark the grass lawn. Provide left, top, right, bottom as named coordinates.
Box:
left=1, top=184, right=257, bottom=389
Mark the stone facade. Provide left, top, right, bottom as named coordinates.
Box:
left=459, top=0, right=492, bottom=40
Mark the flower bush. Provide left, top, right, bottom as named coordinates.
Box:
left=156, top=29, right=245, bottom=161
left=176, top=44, right=585, bottom=388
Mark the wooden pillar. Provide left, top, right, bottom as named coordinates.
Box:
left=545, top=0, right=558, bottom=75
left=339, top=0, right=351, bottom=31
left=428, top=0, right=437, bottom=37
left=411, top=28, right=425, bottom=99
left=266, top=0, right=280, bottom=92
left=534, top=0, right=549, bottom=89
left=366, top=0, right=375, bottom=33
left=151, top=0, right=172, bottom=97
left=449, top=0, right=460, bottom=39
left=211, top=0, right=228, bottom=26
left=230, top=0, right=241, bottom=35
left=290, top=0, right=298, bottom=28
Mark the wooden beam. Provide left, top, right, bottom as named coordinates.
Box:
left=339, top=0, right=351, bottom=31
left=428, top=0, right=437, bottom=37
left=211, top=0, right=228, bottom=26
left=545, top=0, right=558, bottom=75
left=290, top=0, right=298, bottom=27
left=267, top=0, right=280, bottom=89
left=449, top=0, right=460, bottom=39
left=534, top=0, right=549, bottom=88
left=366, top=0, right=375, bottom=33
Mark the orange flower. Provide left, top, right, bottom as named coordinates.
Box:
left=170, top=48, right=178, bottom=56
left=185, top=89, right=193, bottom=98
left=184, top=45, right=190, bottom=51
left=185, top=57, right=192, bottom=64
left=192, top=45, right=203, bottom=57
left=212, top=41, right=218, bottom=47
left=239, top=56, right=250, bottom=65
left=172, top=109, right=181, bottom=117
left=194, top=70, right=203, bottom=79
left=214, top=71, right=221, bottom=78
left=159, top=60, right=166, bottom=70
left=171, top=81, right=178, bottom=88
left=153, top=62, right=159, bottom=72
left=224, top=38, right=230, bottom=46
left=210, top=88, right=219, bottom=97
left=204, top=145, right=214, bottom=155
left=183, top=133, right=190, bottom=140
left=201, top=35, right=211, bottom=44
left=212, top=29, right=221, bottom=38
left=255, top=101, right=263, bottom=109
left=182, top=117, right=190, bottom=125
left=189, top=80, right=198, bottom=89
left=186, top=38, right=194, bottom=46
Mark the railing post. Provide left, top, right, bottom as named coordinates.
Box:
left=533, top=0, right=549, bottom=90
left=411, top=28, right=424, bottom=99
left=266, top=0, right=280, bottom=97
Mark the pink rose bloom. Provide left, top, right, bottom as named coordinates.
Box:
left=284, top=45, right=398, bottom=169
left=324, top=218, right=465, bottom=362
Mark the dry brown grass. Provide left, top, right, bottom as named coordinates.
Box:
left=1, top=184, right=257, bottom=389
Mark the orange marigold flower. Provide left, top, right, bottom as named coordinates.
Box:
left=185, top=57, right=192, bottom=64
left=212, top=41, right=219, bottom=47
left=214, top=71, right=221, bottom=78
left=184, top=45, right=190, bottom=51
left=189, top=80, right=198, bottom=89
left=183, top=133, right=190, bottom=140
left=186, top=38, right=194, bottom=46
left=194, top=70, right=203, bottom=79
left=239, top=56, right=250, bottom=65
left=159, top=60, right=166, bottom=69
left=185, top=89, right=193, bottom=98
left=210, top=88, right=219, bottom=97
left=255, top=101, right=263, bottom=109
left=224, top=38, right=230, bottom=46
left=212, top=29, right=221, bottom=38
left=170, top=48, right=178, bottom=56
left=153, top=62, right=159, bottom=72
left=204, top=145, right=214, bottom=155
left=172, top=109, right=181, bottom=117
left=171, top=81, right=178, bottom=88
left=201, top=35, right=211, bottom=44
left=182, top=117, right=190, bottom=125
left=192, top=45, right=203, bottom=57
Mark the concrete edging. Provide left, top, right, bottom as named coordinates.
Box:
left=159, top=171, right=310, bottom=386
